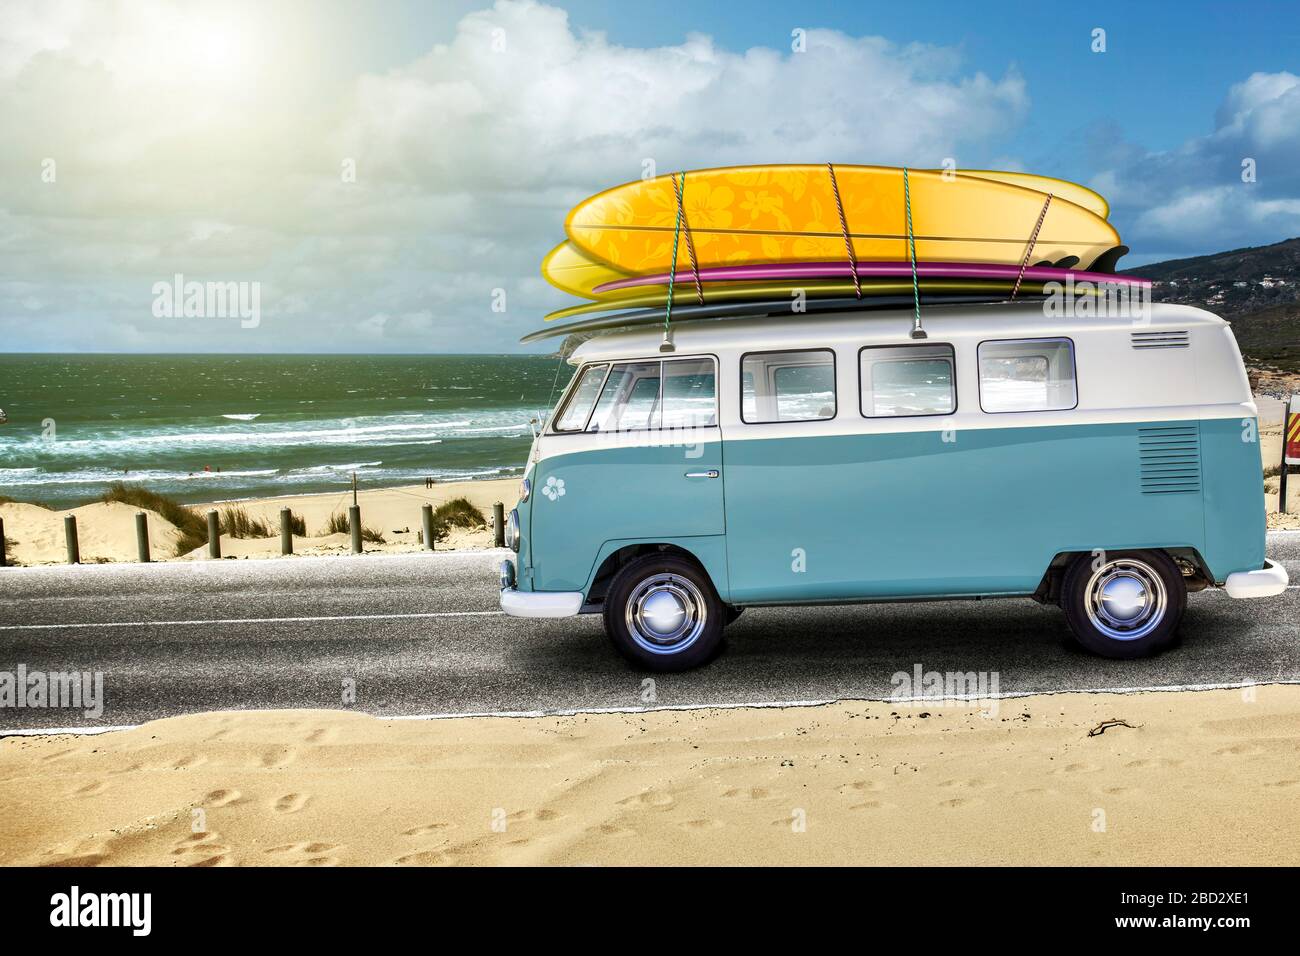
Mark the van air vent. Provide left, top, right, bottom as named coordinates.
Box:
left=1138, top=425, right=1201, bottom=495
left=1131, top=330, right=1189, bottom=349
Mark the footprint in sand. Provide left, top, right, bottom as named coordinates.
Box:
left=720, top=787, right=769, bottom=801
left=1213, top=743, right=1264, bottom=757
left=266, top=842, right=338, bottom=855
left=618, top=790, right=675, bottom=809
left=265, top=842, right=340, bottom=865
left=938, top=797, right=976, bottom=808
left=272, top=793, right=311, bottom=814
left=169, top=754, right=207, bottom=770
left=679, top=818, right=723, bottom=831
left=585, top=822, right=636, bottom=837
left=255, top=749, right=298, bottom=769
left=394, top=850, right=447, bottom=865
left=71, top=780, right=107, bottom=797
left=850, top=800, right=886, bottom=810
left=402, top=823, right=452, bottom=837
left=172, top=842, right=228, bottom=857
left=204, top=788, right=242, bottom=807
left=1263, top=779, right=1299, bottom=789
left=171, top=833, right=232, bottom=865
left=938, top=778, right=990, bottom=790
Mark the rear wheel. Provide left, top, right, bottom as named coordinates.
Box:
left=603, top=554, right=725, bottom=671
left=1061, top=550, right=1185, bottom=658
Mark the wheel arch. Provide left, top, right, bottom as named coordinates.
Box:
left=582, top=537, right=728, bottom=611
left=1032, top=546, right=1213, bottom=605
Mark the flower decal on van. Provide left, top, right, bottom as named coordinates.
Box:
left=542, top=476, right=566, bottom=501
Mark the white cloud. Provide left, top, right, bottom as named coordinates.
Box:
left=1, top=0, right=1029, bottom=352
left=1099, top=70, right=1300, bottom=253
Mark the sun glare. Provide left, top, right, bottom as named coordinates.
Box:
left=124, top=7, right=263, bottom=100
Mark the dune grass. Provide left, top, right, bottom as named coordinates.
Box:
left=430, top=496, right=486, bottom=541
left=100, top=482, right=207, bottom=556
left=219, top=505, right=271, bottom=539
left=322, top=510, right=385, bottom=544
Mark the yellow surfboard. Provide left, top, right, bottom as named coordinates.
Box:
left=945, top=170, right=1109, bottom=219
left=565, top=164, right=1119, bottom=275
left=540, top=241, right=632, bottom=299
left=543, top=278, right=1058, bottom=322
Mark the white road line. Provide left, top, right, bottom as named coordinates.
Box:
left=5, top=679, right=1299, bottom=737
left=0, top=610, right=504, bottom=631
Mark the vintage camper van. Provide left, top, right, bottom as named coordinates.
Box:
left=500, top=301, right=1287, bottom=670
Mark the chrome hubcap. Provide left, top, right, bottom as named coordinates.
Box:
left=625, top=573, right=707, bottom=655
left=1084, top=559, right=1167, bottom=641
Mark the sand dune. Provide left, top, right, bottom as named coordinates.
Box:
left=0, top=501, right=183, bottom=565
left=2, top=686, right=1298, bottom=866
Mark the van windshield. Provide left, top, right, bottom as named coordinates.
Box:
left=552, top=364, right=608, bottom=431
left=558, top=358, right=717, bottom=433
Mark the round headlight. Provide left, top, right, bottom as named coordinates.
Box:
left=519, top=477, right=531, bottom=503
left=505, top=508, right=520, bottom=552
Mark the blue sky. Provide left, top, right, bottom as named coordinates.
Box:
left=350, top=0, right=1300, bottom=157
left=2, top=0, right=1298, bottom=352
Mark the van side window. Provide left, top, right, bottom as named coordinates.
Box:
left=741, top=349, right=836, bottom=423
left=860, top=344, right=955, bottom=417
left=552, top=363, right=609, bottom=431
left=660, top=358, right=717, bottom=428
left=978, top=338, right=1078, bottom=413
left=590, top=361, right=660, bottom=431
left=585, top=358, right=717, bottom=433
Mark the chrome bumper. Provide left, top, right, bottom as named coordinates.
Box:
left=499, top=559, right=583, bottom=618
left=1223, top=560, right=1289, bottom=599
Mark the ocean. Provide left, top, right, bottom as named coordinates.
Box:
left=0, top=354, right=564, bottom=509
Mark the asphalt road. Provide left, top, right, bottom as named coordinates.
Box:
left=1, top=536, right=1297, bottom=732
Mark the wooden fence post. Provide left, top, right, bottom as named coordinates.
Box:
left=207, top=510, right=221, bottom=559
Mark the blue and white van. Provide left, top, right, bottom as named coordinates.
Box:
left=500, top=302, right=1288, bottom=670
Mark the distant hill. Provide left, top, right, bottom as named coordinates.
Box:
left=1123, top=237, right=1300, bottom=372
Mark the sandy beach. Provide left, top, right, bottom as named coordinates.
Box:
left=1, top=478, right=519, bottom=565
left=1, top=686, right=1297, bottom=866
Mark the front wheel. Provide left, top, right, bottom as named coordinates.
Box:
left=603, top=554, right=725, bottom=671
left=1061, top=550, right=1185, bottom=658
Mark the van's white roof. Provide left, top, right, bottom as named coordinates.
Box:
left=569, top=301, right=1227, bottom=364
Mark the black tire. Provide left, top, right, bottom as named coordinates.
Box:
left=724, top=606, right=745, bottom=626
left=1061, top=550, right=1185, bottom=659
left=603, top=554, right=725, bottom=671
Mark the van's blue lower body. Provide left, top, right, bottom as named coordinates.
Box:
left=520, top=417, right=1265, bottom=604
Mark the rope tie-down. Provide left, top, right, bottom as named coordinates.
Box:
left=902, top=167, right=926, bottom=340
left=1012, top=193, right=1054, bottom=300
left=660, top=171, right=692, bottom=353
left=827, top=163, right=862, bottom=298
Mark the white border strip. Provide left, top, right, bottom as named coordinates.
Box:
left=5, top=678, right=1298, bottom=737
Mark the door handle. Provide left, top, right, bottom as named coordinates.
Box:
left=684, top=470, right=719, bottom=479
